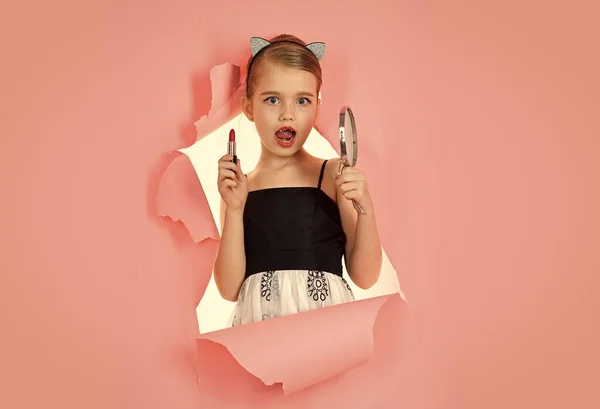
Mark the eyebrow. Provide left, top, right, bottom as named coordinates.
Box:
left=259, top=91, right=316, bottom=97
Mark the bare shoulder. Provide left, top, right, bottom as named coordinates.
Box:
left=319, top=157, right=342, bottom=203
left=306, top=155, right=340, bottom=174
left=326, top=157, right=342, bottom=176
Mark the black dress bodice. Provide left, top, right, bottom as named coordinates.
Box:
left=243, top=161, right=346, bottom=279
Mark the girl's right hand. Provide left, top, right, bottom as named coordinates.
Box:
left=217, top=155, right=248, bottom=211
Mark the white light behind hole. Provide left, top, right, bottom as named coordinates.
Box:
left=180, top=114, right=404, bottom=333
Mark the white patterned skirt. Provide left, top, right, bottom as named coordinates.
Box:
left=230, top=270, right=355, bottom=327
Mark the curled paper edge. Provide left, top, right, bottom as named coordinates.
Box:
left=156, top=58, right=420, bottom=398
left=195, top=293, right=412, bottom=395
left=155, top=63, right=245, bottom=244
left=156, top=151, right=219, bottom=243
left=193, top=62, right=244, bottom=143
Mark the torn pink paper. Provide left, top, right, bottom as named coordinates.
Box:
left=194, top=63, right=246, bottom=143
left=194, top=293, right=421, bottom=407
left=6, top=2, right=600, bottom=408
left=197, top=294, right=394, bottom=395
left=156, top=56, right=421, bottom=400
left=156, top=151, right=219, bottom=242
left=156, top=148, right=420, bottom=398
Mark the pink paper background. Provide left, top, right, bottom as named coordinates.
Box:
left=1, top=1, right=599, bottom=408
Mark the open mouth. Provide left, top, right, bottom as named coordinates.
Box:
left=275, top=126, right=296, bottom=147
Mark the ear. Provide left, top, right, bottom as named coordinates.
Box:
left=241, top=96, right=254, bottom=122
left=317, top=90, right=322, bottom=104
left=314, top=91, right=321, bottom=121
left=316, top=97, right=321, bottom=117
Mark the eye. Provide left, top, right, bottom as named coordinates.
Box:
left=297, top=97, right=311, bottom=105
left=264, top=96, right=279, bottom=104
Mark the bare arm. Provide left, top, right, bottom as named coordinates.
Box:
left=213, top=199, right=246, bottom=301
left=334, top=159, right=382, bottom=289
left=213, top=156, right=248, bottom=301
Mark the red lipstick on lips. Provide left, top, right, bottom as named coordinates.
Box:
left=228, top=129, right=236, bottom=163
left=275, top=126, right=296, bottom=148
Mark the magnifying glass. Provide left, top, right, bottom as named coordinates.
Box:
left=337, top=106, right=366, bottom=215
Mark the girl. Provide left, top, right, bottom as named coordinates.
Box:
left=214, top=34, right=382, bottom=326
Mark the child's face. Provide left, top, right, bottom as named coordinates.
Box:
left=244, top=63, right=320, bottom=158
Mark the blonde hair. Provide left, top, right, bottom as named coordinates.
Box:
left=245, top=34, right=323, bottom=98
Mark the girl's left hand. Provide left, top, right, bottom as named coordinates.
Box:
left=335, top=166, right=373, bottom=213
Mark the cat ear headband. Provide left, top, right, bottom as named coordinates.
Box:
left=245, top=37, right=326, bottom=91
left=249, top=37, right=326, bottom=60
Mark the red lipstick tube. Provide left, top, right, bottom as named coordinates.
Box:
left=228, top=129, right=236, bottom=164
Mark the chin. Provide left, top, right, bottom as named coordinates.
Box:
left=270, top=145, right=303, bottom=157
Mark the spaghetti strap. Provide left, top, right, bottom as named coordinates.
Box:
left=317, top=160, right=328, bottom=189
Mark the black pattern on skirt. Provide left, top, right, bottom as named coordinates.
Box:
left=260, top=271, right=275, bottom=301
left=307, top=270, right=330, bottom=302
left=341, top=277, right=355, bottom=300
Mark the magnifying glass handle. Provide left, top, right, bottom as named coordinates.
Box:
left=337, top=160, right=366, bottom=216
left=354, top=200, right=366, bottom=215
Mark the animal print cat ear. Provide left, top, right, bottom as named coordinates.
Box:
left=306, top=42, right=326, bottom=60
left=250, top=37, right=271, bottom=56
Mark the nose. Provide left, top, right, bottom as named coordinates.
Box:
left=279, top=101, right=295, bottom=121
